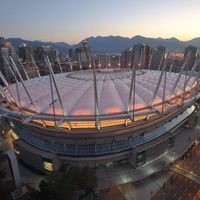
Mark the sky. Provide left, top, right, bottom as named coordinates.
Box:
left=1, top=0, right=200, bottom=45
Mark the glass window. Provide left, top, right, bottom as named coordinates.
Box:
left=43, top=161, right=53, bottom=171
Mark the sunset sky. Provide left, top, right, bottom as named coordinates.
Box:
left=1, top=0, right=200, bottom=44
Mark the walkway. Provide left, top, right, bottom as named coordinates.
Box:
left=95, top=126, right=200, bottom=190
left=170, top=165, right=200, bottom=184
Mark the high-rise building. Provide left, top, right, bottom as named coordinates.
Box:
left=0, top=37, right=5, bottom=47
left=69, top=48, right=76, bottom=61
left=37, top=45, right=56, bottom=61
left=184, top=45, right=197, bottom=70
left=18, top=43, right=36, bottom=64
left=149, top=46, right=166, bottom=70
left=140, top=44, right=150, bottom=69
left=122, top=47, right=133, bottom=68
left=0, top=38, right=17, bottom=83
left=122, top=44, right=150, bottom=69
left=76, top=41, right=91, bottom=69
left=132, top=44, right=142, bottom=67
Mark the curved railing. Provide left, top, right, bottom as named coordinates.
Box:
left=11, top=105, right=195, bottom=157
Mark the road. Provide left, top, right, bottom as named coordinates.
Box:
left=154, top=143, right=200, bottom=200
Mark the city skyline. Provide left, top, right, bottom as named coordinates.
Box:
left=1, top=0, right=200, bottom=45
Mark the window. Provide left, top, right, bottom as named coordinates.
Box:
left=43, top=161, right=53, bottom=172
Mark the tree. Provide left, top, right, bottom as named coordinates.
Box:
left=80, top=166, right=97, bottom=191
left=0, top=150, right=7, bottom=180
left=65, top=167, right=80, bottom=191
left=29, top=166, right=98, bottom=200
left=36, top=172, right=72, bottom=200
left=163, top=182, right=166, bottom=191
left=170, top=175, right=174, bottom=185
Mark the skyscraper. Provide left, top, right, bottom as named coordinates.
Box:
left=75, top=41, right=91, bottom=69
left=18, top=43, right=36, bottom=64
left=0, top=37, right=5, bottom=47
left=184, top=45, right=197, bottom=70
left=149, top=46, right=166, bottom=70
left=0, top=38, right=17, bottom=83
left=122, top=44, right=150, bottom=69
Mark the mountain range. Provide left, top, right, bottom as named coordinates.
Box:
left=5, top=35, right=200, bottom=54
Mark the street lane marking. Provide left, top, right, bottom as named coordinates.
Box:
left=185, top=188, right=187, bottom=191
left=179, top=185, right=182, bottom=189
left=188, top=193, right=191, bottom=197
left=174, top=193, right=177, bottom=197
left=194, top=185, right=196, bottom=188
left=179, top=197, right=182, bottom=200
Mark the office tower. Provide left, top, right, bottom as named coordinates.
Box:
left=0, top=37, right=5, bottom=47
left=18, top=43, right=36, bottom=64
left=184, top=45, right=197, bottom=70
left=149, top=46, right=166, bottom=70
left=69, top=48, right=76, bottom=61
left=122, top=44, right=150, bottom=69
left=75, top=41, right=91, bottom=69
left=122, top=47, right=133, bottom=68
left=96, top=54, right=112, bottom=69
left=0, top=40, right=17, bottom=83
left=37, top=45, right=56, bottom=61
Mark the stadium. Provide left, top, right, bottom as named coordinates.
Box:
left=0, top=56, right=200, bottom=173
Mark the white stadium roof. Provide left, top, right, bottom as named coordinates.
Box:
left=3, top=69, right=197, bottom=117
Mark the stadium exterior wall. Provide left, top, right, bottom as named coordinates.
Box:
left=1, top=101, right=199, bottom=173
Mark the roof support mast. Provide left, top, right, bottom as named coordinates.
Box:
left=3, top=55, right=18, bottom=83
left=9, top=57, right=40, bottom=114
left=148, top=50, right=153, bottom=70
left=185, top=56, right=200, bottom=87
left=127, top=61, right=136, bottom=121
left=44, top=56, right=70, bottom=130
left=92, top=57, right=100, bottom=129
left=0, top=72, right=20, bottom=107
left=168, top=51, right=191, bottom=100
left=30, top=54, right=41, bottom=77
left=158, top=50, right=165, bottom=71
left=150, top=60, right=167, bottom=109
left=56, top=55, right=63, bottom=73
left=17, top=55, right=29, bottom=80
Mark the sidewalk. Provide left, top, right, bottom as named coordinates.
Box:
left=0, top=133, right=44, bottom=190
left=98, top=126, right=200, bottom=200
